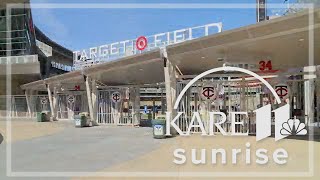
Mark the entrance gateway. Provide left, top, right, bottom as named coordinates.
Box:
left=19, top=10, right=320, bottom=130
left=169, top=65, right=312, bottom=135
left=97, top=89, right=132, bottom=125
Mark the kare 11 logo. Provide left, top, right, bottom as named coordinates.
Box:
left=165, top=66, right=308, bottom=166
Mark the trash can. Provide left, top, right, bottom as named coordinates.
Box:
left=152, top=119, right=166, bottom=139
left=36, top=112, right=42, bottom=122
left=42, top=111, right=51, bottom=122
left=75, top=115, right=85, bottom=127
left=75, top=112, right=92, bottom=127
left=37, top=112, right=48, bottom=122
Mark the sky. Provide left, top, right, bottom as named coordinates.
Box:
left=30, top=0, right=292, bottom=51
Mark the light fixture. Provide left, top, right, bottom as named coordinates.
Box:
left=299, top=38, right=304, bottom=42
left=201, top=56, right=206, bottom=59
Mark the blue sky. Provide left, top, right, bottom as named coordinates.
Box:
left=30, top=0, right=291, bottom=51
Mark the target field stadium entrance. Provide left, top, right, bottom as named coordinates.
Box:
left=20, top=9, right=320, bottom=133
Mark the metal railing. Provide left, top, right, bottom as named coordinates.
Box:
left=0, top=95, right=50, bottom=118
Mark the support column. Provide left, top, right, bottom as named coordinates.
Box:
left=163, top=52, right=177, bottom=117
left=91, top=80, right=98, bottom=125
left=52, top=86, right=58, bottom=121
left=30, top=90, right=36, bottom=117
left=130, top=87, right=140, bottom=126
left=161, top=88, right=166, bottom=114
left=85, top=76, right=94, bottom=122
left=47, top=84, right=54, bottom=121
left=152, top=99, right=156, bottom=119
left=304, top=66, right=316, bottom=126
left=317, top=76, right=320, bottom=127
left=316, top=76, right=320, bottom=128
left=228, top=77, right=232, bottom=123
left=163, top=48, right=178, bottom=135
left=25, top=89, right=32, bottom=118
left=240, top=77, right=246, bottom=111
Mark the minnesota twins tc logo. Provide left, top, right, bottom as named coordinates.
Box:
left=111, top=92, right=121, bottom=103
left=275, top=85, right=288, bottom=99
left=202, top=87, right=215, bottom=100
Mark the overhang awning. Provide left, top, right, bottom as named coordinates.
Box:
left=21, top=9, right=320, bottom=90
left=20, top=79, right=46, bottom=91
left=84, top=49, right=163, bottom=86
left=166, top=9, right=320, bottom=75
left=21, top=49, right=163, bottom=89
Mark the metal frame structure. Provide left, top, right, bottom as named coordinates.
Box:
left=17, top=9, right=319, bottom=131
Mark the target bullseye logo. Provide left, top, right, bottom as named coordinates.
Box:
left=136, top=36, right=148, bottom=50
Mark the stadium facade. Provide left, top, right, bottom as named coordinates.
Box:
left=1, top=2, right=320, bottom=133
left=0, top=0, right=73, bottom=117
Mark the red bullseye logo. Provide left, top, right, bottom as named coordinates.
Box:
left=136, top=36, right=147, bottom=50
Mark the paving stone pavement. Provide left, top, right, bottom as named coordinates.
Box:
left=0, top=121, right=165, bottom=180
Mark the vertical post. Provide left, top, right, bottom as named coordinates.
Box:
left=32, top=90, right=37, bottom=117
left=135, top=87, right=140, bottom=125
left=47, top=84, right=54, bottom=121
left=296, top=80, right=302, bottom=110
left=228, top=77, right=232, bottom=116
left=240, top=77, right=246, bottom=111
left=161, top=88, right=166, bottom=114
left=194, top=91, right=198, bottom=112
left=85, top=76, right=94, bottom=122
left=114, top=93, right=120, bottom=125
left=304, top=66, right=316, bottom=126
left=315, top=66, right=320, bottom=128
left=11, top=96, right=15, bottom=117
left=163, top=47, right=179, bottom=135
left=91, top=80, right=98, bottom=125
left=163, top=49, right=177, bottom=118
left=25, top=89, right=31, bottom=118
left=152, top=99, right=156, bottom=119
left=316, top=75, right=320, bottom=127
left=52, top=86, right=58, bottom=121
left=130, top=87, right=140, bottom=126
left=29, top=90, right=35, bottom=117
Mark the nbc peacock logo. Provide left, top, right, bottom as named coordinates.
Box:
left=280, top=119, right=308, bottom=136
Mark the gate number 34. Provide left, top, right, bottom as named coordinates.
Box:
left=259, top=60, right=273, bottom=71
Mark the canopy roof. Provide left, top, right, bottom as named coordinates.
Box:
left=21, top=8, right=320, bottom=90
left=167, top=9, right=320, bottom=75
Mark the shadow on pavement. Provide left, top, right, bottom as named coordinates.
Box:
left=0, top=133, right=3, bottom=144
left=140, top=119, right=152, bottom=127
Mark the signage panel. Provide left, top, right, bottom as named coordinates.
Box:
left=73, top=22, right=222, bottom=69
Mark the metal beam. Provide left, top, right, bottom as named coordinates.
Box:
left=52, top=86, right=58, bottom=121
left=91, top=80, right=98, bottom=125
left=304, top=66, right=316, bottom=126
left=130, top=87, right=141, bottom=126
left=46, top=84, right=54, bottom=121
left=24, top=90, right=32, bottom=118
left=85, top=76, right=94, bottom=122
left=163, top=48, right=177, bottom=119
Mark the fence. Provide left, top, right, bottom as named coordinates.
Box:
left=175, top=80, right=261, bottom=134
left=57, top=93, right=88, bottom=120
left=0, top=95, right=50, bottom=118
left=97, top=90, right=133, bottom=125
